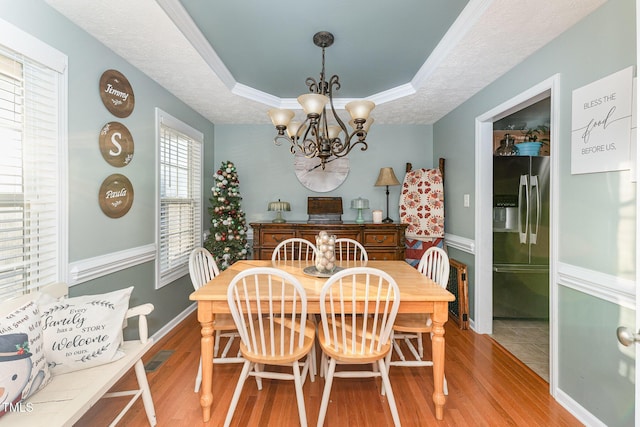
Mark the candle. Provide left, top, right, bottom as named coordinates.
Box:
left=372, top=210, right=383, bottom=224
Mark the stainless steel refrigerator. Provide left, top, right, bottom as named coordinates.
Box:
left=492, top=156, right=550, bottom=319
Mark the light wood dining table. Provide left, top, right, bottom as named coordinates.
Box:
left=189, top=259, right=455, bottom=422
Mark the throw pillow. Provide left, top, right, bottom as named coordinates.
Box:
left=0, top=299, right=52, bottom=417
left=40, top=286, right=133, bottom=375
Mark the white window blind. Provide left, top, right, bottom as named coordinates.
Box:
left=156, top=109, right=202, bottom=288
left=0, top=47, right=62, bottom=299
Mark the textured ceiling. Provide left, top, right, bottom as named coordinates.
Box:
left=45, top=0, right=607, bottom=125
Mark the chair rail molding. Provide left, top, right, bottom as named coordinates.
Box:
left=444, top=233, right=475, bottom=254
left=557, top=262, right=635, bottom=310
left=68, top=244, right=156, bottom=286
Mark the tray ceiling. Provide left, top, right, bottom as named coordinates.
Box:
left=45, top=0, right=606, bottom=124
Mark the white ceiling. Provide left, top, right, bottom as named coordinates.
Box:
left=45, top=0, right=606, bottom=125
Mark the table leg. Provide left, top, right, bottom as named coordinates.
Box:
left=431, top=301, right=448, bottom=420
left=197, top=302, right=214, bottom=422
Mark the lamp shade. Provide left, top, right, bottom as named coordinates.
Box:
left=268, top=108, right=294, bottom=127
left=350, top=197, right=370, bottom=209
left=327, top=125, right=342, bottom=139
left=287, top=121, right=307, bottom=139
left=350, top=117, right=374, bottom=132
left=374, top=167, right=401, bottom=187
left=297, top=93, right=329, bottom=116
left=345, top=100, right=375, bottom=121
left=268, top=200, right=291, bottom=212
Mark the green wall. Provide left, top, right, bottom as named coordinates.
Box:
left=0, top=0, right=215, bottom=332
left=433, top=0, right=636, bottom=425
left=213, top=124, right=433, bottom=224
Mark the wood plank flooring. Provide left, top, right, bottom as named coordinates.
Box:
left=75, top=311, right=582, bottom=426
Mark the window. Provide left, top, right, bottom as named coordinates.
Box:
left=0, top=22, right=67, bottom=300
left=156, top=108, right=202, bottom=288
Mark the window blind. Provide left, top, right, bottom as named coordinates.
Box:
left=0, top=48, right=60, bottom=299
left=157, top=109, right=202, bottom=287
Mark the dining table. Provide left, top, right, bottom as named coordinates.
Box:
left=189, top=258, right=455, bottom=422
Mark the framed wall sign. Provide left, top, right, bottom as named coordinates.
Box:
left=571, top=66, right=633, bottom=174
left=99, top=122, right=134, bottom=167
left=99, top=173, right=134, bottom=218
left=99, top=69, right=135, bottom=118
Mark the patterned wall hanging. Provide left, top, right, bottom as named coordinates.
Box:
left=98, top=173, right=134, bottom=218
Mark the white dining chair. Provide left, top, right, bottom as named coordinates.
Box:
left=224, top=267, right=316, bottom=427
left=334, top=237, right=368, bottom=262
left=317, top=267, right=402, bottom=427
left=387, top=246, right=450, bottom=395
left=271, top=237, right=317, bottom=261
left=188, top=247, right=243, bottom=393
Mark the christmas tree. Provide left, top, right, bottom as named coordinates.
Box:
left=204, top=160, right=250, bottom=270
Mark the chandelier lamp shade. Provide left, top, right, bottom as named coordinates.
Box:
left=268, top=31, right=375, bottom=170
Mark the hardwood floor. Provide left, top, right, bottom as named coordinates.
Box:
left=75, top=311, right=582, bottom=427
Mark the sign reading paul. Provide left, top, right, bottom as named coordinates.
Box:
left=571, top=66, right=633, bottom=174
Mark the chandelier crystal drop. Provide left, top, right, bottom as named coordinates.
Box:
left=268, top=31, right=375, bottom=170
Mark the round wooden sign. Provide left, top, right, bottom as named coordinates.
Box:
left=99, top=69, right=135, bottom=118
left=98, top=174, right=134, bottom=218
left=99, top=122, right=134, bottom=167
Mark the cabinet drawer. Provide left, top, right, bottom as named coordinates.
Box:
left=367, top=250, right=400, bottom=261
left=260, top=230, right=296, bottom=247
left=298, top=230, right=360, bottom=244
left=363, top=231, right=398, bottom=247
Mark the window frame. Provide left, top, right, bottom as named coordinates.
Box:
left=0, top=18, right=68, bottom=299
left=155, top=108, right=203, bottom=289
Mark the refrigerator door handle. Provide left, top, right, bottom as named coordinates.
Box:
left=530, top=175, right=540, bottom=244
left=518, top=174, right=529, bottom=244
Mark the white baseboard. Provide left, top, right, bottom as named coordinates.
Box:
left=554, top=388, right=606, bottom=427
left=150, top=302, right=197, bottom=344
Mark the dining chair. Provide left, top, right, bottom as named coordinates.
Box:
left=271, top=237, right=317, bottom=261
left=188, top=247, right=243, bottom=393
left=317, top=267, right=402, bottom=427
left=334, top=237, right=368, bottom=262
left=224, top=267, right=316, bottom=427
left=387, top=246, right=450, bottom=394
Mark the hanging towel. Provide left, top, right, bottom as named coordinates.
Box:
left=399, top=168, right=444, bottom=240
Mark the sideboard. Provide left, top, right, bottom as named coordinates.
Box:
left=250, top=222, right=408, bottom=261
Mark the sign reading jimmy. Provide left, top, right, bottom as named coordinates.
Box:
left=99, top=69, right=135, bottom=118
left=571, top=66, right=633, bottom=174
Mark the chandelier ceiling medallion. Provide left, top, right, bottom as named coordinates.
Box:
left=268, top=31, right=375, bottom=170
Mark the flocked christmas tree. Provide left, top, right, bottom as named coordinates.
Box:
left=204, top=160, right=250, bottom=270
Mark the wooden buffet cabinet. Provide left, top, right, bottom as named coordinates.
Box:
left=250, top=222, right=408, bottom=261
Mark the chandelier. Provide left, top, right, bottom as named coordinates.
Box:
left=268, top=31, right=375, bottom=170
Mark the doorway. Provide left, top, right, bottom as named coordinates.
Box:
left=473, top=75, right=560, bottom=391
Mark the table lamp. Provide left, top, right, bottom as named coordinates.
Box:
left=267, top=199, right=291, bottom=223
left=350, top=197, right=369, bottom=224
left=374, top=167, right=400, bottom=223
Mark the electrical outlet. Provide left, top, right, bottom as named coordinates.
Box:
left=463, top=194, right=470, bottom=208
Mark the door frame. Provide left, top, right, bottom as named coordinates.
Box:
left=474, top=74, right=560, bottom=393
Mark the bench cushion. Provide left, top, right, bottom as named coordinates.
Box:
left=40, top=286, right=133, bottom=374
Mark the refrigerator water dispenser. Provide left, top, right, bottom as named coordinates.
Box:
left=493, top=195, right=518, bottom=231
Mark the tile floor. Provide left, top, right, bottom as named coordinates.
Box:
left=490, top=318, right=549, bottom=382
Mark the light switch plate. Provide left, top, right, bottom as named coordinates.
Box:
left=463, top=194, right=470, bottom=208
